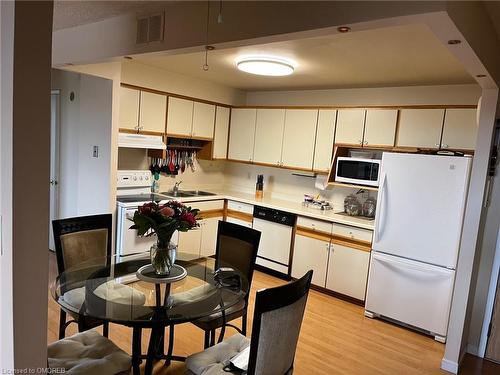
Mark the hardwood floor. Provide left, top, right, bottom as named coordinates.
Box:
left=46, top=252, right=453, bottom=374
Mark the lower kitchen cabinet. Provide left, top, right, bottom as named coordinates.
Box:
left=326, top=244, right=370, bottom=300
left=226, top=217, right=253, bottom=228
left=199, top=217, right=222, bottom=257
left=292, top=234, right=329, bottom=287
left=177, top=227, right=202, bottom=257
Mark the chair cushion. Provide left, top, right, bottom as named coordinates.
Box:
left=48, top=330, right=131, bottom=375
left=185, top=333, right=250, bottom=375
left=61, top=282, right=146, bottom=311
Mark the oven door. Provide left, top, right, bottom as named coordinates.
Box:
left=335, top=158, right=380, bottom=187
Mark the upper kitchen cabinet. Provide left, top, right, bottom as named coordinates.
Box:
left=119, top=87, right=140, bottom=130
left=228, top=108, right=257, bottom=162
left=253, top=109, right=286, bottom=166
left=335, top=109, right=366, bottom=146
left=212, top=106, right=230, bottom=159
left=119, top=87, right=167, bottom=134
left=397, top=109, right=445, bottom=149
left=167, top=97, right=194, bottom=137
left=363, top=109, right=398, bottom=147
left=281, top=109, right=318, bottom=170
left=192, top=102, right=216, bottom=139
left=441, top=108, right=477, bottom=150
left=139, top=91, right=167, bottom=133
left=313, top=109, right=337, bottom=172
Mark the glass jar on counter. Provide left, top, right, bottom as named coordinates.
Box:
left=344, top=194, right=362, bottom=216
left=362, top=197, right=377, bottom=218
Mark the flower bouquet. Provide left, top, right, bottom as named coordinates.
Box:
left=129, top=201, right=199, bottom=275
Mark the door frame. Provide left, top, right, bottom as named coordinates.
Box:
left=49, top=90, right=61, bottom=250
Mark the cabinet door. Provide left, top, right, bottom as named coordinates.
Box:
left=363, top=109, right=398, bottom=147
left=192, top=102, right=216, bottom=139
left=441, top=108, right=477, bottom=150
left=253, top=109, right=286, bottom=166
left=281, top=109, right=318, bottom=170
left=226, top=217, right=253, bottom=228
left=313, top=110, right=337, bottom=172
left=139, top=91, right=167, bottom=133
left=167, top=97, right=193, bottom=136
left=200, top=217, right=222, bottom=257
left=177, top=227, right=202, bottom=257
left=228, top=108, right=257, bottom=162
left=212, top=106, right=230, bottom=159
left=397, top=109, right=445, bottom=149
left=335, top=109, right=366, bottom=146
left=119, top=87, right=140, bottom=130
left=326, top=244, right=370, bottom=300
left=292, top=234, right=329, bottom=287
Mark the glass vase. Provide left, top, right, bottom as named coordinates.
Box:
left=150, top=241, right=177, bottom=276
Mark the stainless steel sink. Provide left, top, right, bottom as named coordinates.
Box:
left=183, top=190, right=217, bottom=197
left=160, top=191, right=195, bottom=198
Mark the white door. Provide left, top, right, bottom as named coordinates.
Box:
left=167, top=97, right=193, bottom=136
left=192, top=102, right=215, bottom=139
left=335, top=109, right=366, bottom=146
left=366, top=252, right=455, bottom=336
left=200, top=217, right=222, bottom=257
left=49, top=92, right=60, bottom=251
left=397, top=109, right=445, bottom=149
left=252, top=218, right=292, bottom=265
left=363, top=109, right=398, bottom=147
left=177, top=227, right=202, bottom=258
left=292, top=234, right=329, bottom=287
left=441, top=108, right=477, bottom=150
left=118, top=87, right=140, bottom=130
left=253, top=109, right=286, bottom=166
left=326, top=244, right=370, bottom=300
left=228, top=108, right=257, bottom=162
left=140, top=91, right=167, bottom=133
left=226, top=217, right=253, bottom=228
left=212, top=106, right=230, bottom=159
left=313, top=109, right=336, bottom=172
left=373, top=153, right=471, bottom=268
left=281, top=109, right=318, bottom=169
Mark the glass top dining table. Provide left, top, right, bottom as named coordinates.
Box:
left=51, top=252, right=249, bottom=327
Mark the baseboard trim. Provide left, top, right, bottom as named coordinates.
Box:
left=441, top=359, right=458, bottom=374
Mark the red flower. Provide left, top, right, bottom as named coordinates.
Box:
left=160, top=206, right=175, bottom=217
left=138, top=202, right=156, bottom=215
left=181, top=212, right=197, bottom=227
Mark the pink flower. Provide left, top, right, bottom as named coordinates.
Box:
left=181, top=212, right=197, bottom=227
left=160, top=206, right=175, bottom=217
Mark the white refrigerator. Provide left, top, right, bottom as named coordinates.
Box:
left=365, top=153, right=471, bottom=342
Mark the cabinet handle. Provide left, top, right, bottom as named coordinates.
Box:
left=358, top=140, right=363, bottom=145
left=364, top=141, right=368, bottom=145
left=442, top=144, right=449, bottom=149
left=435, top=143, right=440, bottom=147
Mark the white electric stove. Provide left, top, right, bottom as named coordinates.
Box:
left=115, top=170, right=175, bottom=257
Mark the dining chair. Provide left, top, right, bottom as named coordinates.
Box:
left=193, top=220, right=261, bottom=348
left=185, top=270, right=313, bottom=375
left=52, top=214, right=113, bottom=339
left=48, top=329, right=132, bottom=375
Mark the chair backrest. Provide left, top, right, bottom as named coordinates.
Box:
left=52, top=214, right=112, bottom=275
left=215, top=220, right=261, bottom=300
left=247, top=270, right=313, bottom=375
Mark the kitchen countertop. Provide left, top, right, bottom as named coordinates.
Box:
left=171, top=190, right=375, bottom=231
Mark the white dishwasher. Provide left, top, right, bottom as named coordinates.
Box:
left=252, top=206, right=296, bottom=278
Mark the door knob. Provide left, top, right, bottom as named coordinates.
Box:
left=50, top=179, right=58, bottom=186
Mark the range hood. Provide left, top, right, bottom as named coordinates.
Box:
left=118, top=133, right=166, bottom=150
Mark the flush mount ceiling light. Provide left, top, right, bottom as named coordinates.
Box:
left=235, top=56, right=296, bottom=76
left=448, top=39, right=461, bottom=45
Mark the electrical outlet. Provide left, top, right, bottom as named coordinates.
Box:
left=93, top=146, right=99, bottom=158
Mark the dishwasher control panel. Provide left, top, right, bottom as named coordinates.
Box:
left=253, top=206, right=296, bottom=227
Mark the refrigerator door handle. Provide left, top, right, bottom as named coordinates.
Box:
left=374, top=173, right=387, bottom=243
left=374, top=253, right=453, bottom=278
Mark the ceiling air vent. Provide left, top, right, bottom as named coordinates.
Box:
left=136, top=12, right=164, bottom=44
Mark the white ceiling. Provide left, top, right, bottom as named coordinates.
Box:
left=133, top=24, right=476, bottom=91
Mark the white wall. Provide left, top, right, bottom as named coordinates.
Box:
left=246, top=84, right=481, bottom=106
left=51, top=69, right=113, bottom=218
left=121, top=60, right=246, bottom=105
left=0, top=0, right=15, bottom=370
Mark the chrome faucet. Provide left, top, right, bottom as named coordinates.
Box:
left=173, top=181, right=182, bottom=194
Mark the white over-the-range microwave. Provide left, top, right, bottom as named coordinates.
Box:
left=335, top=157, right=381, bottom=187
